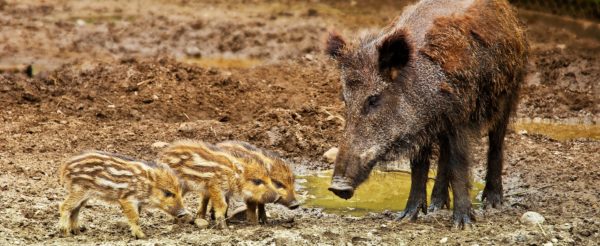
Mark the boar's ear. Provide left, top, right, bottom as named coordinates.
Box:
left=325, top=31, right=347, bottom=59
left=377, top=30, right=411, bottom=78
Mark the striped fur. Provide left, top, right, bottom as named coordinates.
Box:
left=217, top=141, right=299, bottom=224
left=159, top=140, right=279, bottom=228
left=58, top=151, right=190, bottom=238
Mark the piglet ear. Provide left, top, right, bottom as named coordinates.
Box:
left=325, top=31, right=347, bottom=59
left=377, top=29, right=411, bottom=72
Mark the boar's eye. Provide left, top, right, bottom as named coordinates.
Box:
left=163, top=190, right=175, bottom=198
left=364, top=95, right=381, bottom=113
left=251, top=179, right=264, bottom=186
left=273, top=180, right=285, bottom=189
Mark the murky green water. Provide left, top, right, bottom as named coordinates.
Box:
left=297, top=170, right=484, bottom=216
left=512, top=121, right=600, bottom=141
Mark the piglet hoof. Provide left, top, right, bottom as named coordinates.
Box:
left=194, top=218, right=209, bottom=229
left=215, top=219, right=228, bottom=230
left=58, top=227, right=71, bottom=237
left=451, top=211, right=475, bottom=230
left=482, top=189, right=503, bottom=209
left=70, top=226, right=86, bottom=235
left=131, top=230, right=146, bottom=239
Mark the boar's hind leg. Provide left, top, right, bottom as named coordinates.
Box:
left=482, top=102, right=512, bottom=208
left=118, top=199, right=146, bottom=239
left=58, top=189, right=88, bottom=236
left=447, top=128, right=475, bottom=229
left=397, top=145, right=431, bottom=221
left=429, top=135, right=451, bottom=212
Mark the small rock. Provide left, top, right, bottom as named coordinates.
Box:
left=22, top=92, right=40, bottom=103
left=185, top=46, right=202, bottom=57
left=439, top=237, right=448, bottom=244
left=307, top=8, right=318, bottom=17
left=556, top=44, right=566, bottom=50
left=542, top=242, right=553, bottom=246
left=194, top=218, right=209, bottom=229
left=323, top=147, right=339, bottom=163
left=304, top=54, right=314, bottom=61
left=107, top=104, right=116, bottom=108
left=520, top=211, right=545, bottom=225
left=75, top=19, right=86, bottom=27
left=178, top=122, right=195, bottom=134
left=551, top=238, right=558, bottom=243
left=151, top=141, right=170, bottom=149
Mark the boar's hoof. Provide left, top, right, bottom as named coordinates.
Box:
left=428, top=198, right=450, bottom=213
left=396, top=200, right=427, bottom=221
left=452, top=211, right=475, bottom=230
left=482, top=189, right=503, bottom=209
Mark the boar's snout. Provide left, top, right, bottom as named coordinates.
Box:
left=328, top=176, right=355, bottom=199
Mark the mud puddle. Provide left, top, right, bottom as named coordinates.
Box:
left=513, top=119, right=600, bottom=141
left=182, top=57, right=263, bottom=68
left=297, top=170, right=484, bottom=216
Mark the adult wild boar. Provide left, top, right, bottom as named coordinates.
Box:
left=326, top=0, right=527, bottom=228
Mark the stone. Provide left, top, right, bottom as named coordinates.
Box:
left=194, top=218, right=209, bottom=229
left=323, top=147, right=339, bottom=163
left=520, top=211, right=545, bottom=225
left=439, top=237, right=448, bottom=244
left=151, top=141, right=170, bottom=149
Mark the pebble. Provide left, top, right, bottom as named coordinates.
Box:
left=439, top=237, right=448, bottom=244
left=542, top=242, right=553, bottom=246
left=151, top=141, right=170, bottom=149
left=323, top=147, right=339, bottom=163
left=520, top=211, right=545, bottom=225
left=194, top=218, right=209, bottom=229
left=551, top=238, right=558, bottom=243
left=75, top=19, right=86, bottom=27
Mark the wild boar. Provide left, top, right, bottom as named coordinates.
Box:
left=326, top=0, right=527, bottom=228
left=58, top=151, right=190, bottom=239
left=217, top=141, right=299, bottom=224
left=159, top=140, right=280, bottom=229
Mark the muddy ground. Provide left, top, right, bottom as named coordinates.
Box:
left=0, top=0, right=599, bottom=245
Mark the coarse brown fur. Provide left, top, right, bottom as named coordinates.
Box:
left=217, top=141, right=299, bottom=224
left=58, top=151, right=189, bottom=239
left=159, top=140, right=280, bottom=229
left=326, top=0, right=528, bottom=228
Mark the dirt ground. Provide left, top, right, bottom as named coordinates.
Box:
left=0, top=0, right=599, bottom=245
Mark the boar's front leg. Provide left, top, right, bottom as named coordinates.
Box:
left=118, top=199, right=145, bottom=239
left=429, top=135, right=451, bottom=212
left=446, top=128, right=475, bottom=229
left=397, top=145, right=431, bottom=221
